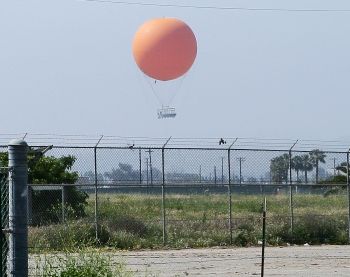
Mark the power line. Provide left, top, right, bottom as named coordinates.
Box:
left=78, top=0, right=350, bottom=13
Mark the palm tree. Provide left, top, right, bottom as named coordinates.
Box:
left=309, top=149, right=326, bottom=183
left=300, top=154, right=313, bottom=184
left=292, top=155, right=303, bottom=183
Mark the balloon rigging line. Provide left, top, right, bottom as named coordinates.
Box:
left=142, top=74, right=163, bottom=106
left=142, top=75, right=187, bottom=107
left=167, top=74, right=187, bottom=106
left=78, top=0, right=350, bottom=13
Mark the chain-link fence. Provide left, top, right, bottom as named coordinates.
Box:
left=23, top=146, right=350, bottom=251
left=1, top=142, right=350, bottom=276
left=0, top=166, right=9, bottom=277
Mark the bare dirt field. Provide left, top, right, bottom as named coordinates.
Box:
left=121, top=245, right=350, bottom=276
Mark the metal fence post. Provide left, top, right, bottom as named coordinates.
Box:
left=94, top=136, right=103, bottom=242
left=94, top=147, right=98, bottom=241
left=146, top=149, right=153, bottom=186
left=228, top=148, right=232, bottom=245
left=161, top=138, right=171, bottom=245
left=61, top=185, right=66, bottom=223
left=161, top=148, right=166, bottom=245
left=27, top=186, right=32, bottom=226
left=261, top=197, right=267, bottom=277
left=139, top=148, right=142, bottom=184
left=228, top=139, right=237, bottom=245
left=289, top=150, right=294, bottom=242
left=289, top=141, right=298, bottom=242
left=214, top=166, right=217, bottom=184
left=8, top=139, right=28, bottom=277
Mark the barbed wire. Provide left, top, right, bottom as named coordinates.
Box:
left=0, top=133, right=350, bottom=151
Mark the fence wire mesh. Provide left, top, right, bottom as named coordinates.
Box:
left=0, top=166, right=9, bottom=277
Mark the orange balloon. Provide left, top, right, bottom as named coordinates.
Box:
left=132, top=18, right=197, bottom=81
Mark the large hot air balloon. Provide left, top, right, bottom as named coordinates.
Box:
left=132, top=18, right=197, bottom=118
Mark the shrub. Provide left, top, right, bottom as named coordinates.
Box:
left=29, top=221, right=108, bottom=251
left=233, top=222, right=258, bottom=246
left=28, top=155, right=88, bottom=226
left=109, top=231, right=140, bottom=249
left=106, top=215, right=147, bottom=237
left=265, top=216, right=290, bottom=246
left=292, top=215, right=348, bottom=244
left=1, top=151, right=89, bottom=226
left=35, top=251, right=133, bottom=277
left=266, top=215, right=348, bottom=245
left=31, top=187, right=89, bottom=226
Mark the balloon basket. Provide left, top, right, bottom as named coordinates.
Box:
left=157, top=107, right=176, bottom=119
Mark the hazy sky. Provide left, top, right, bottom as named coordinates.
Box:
left=1, top=0, right=350, bottom=141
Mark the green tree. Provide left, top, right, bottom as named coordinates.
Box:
left=321, top=163, right=348, bottom=196
left=309, top=149, right=326, bottom=183
left=0, top=151, right=88, bottom=225
left=300, top=154, right=313, bottom=184
left=29, top=155, right=78, bottom=184
left=291, top=155, right=303, bottom=183
left=270, top=154, right=289, bottom=183
left=336, top=162, right=349, bottom=177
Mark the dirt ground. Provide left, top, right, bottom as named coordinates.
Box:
left=120, top=245, right=350, bottom=276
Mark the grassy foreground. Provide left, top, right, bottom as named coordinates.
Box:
left=29, top=192, right=349, bottom=252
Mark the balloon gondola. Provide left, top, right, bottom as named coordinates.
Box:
left=157, top=106, right=177, bottom=119
left=132, top=18, right=197, bottom=119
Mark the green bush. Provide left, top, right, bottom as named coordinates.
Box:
left=265, top=215, right=348, bottom=245
left=292, top=215, right=348, bottom=244
left=265, top=216, right=290, bottom=246
left=32, top=187, right=88, bottom=226
left=233, top=221, right=258, bottom=246
left=29, top=221, right=103, bottom=251
left=105, top=215, right=147, bottom=237
left=109, top=231, right=140, bottom=249
left=1, top=151, right=89, bottom=226
left=36, top=251, right=133, bottom=277
left=29, top=155, right=88, bottom=226
left=29, top=218, right=160, bottom=252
